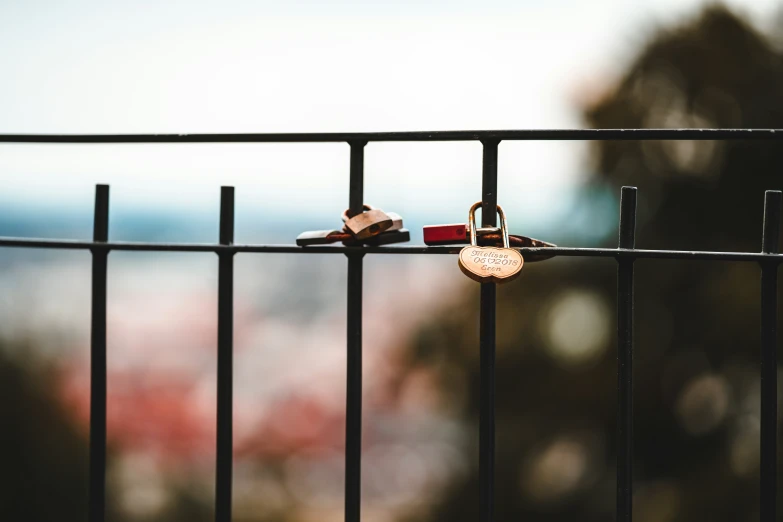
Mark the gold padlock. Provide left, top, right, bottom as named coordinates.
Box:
left=342, top=205, right=393, bottom=240
left=457, top=202, right=524, bottom=284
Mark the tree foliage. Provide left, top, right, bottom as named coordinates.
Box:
left=411, top=7, right=783, bottom=522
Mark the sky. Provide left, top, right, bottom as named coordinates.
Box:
left=0, top=0, right=779, bottom=242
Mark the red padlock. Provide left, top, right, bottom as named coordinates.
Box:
left=423, top=224, right=468, bottom=245
left=423, top=224, right=501, bottom=245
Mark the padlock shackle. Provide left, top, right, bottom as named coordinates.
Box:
left=467, top=201, right=510, bottom=248
left=341, top=204, right=376, bottom=223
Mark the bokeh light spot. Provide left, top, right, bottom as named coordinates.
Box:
left=542, top=290, right=610, bottom=368
left=520, top=436, right=591, bottom=504
left=675, top=374, right=730, bottom=436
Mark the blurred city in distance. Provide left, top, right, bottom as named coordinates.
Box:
left=1, top=2, right=783, bottom=522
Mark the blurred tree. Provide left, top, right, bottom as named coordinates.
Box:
left=0, top=347, right=100, bottom=521
left=405, top=7, right=783, bottom=522
left=0, top=347, right=217, bottom=522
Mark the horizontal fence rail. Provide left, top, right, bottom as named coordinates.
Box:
left=0, top=236, right=781, bottom=262
left=0, top=129, right=780, bottom=522
left=3, top=128, right=783, bottom=143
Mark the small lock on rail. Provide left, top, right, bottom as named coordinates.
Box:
left=458, top=202, right=524, bottom=283
left=342, top=205, right=392, bottom=240
left=296, top=204, right=410, bottom=246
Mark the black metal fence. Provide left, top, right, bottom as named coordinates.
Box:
left=0, top=129, right=781, bottom=522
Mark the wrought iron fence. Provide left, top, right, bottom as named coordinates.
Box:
left=0, top=129, right=781, bottom=522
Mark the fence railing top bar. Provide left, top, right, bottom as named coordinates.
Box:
left=0, top=236, right=780, bottom=262
left=1, top=128, right=783, bottom=144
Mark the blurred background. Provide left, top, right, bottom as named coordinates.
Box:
left=2, top=1, right=783, bottom=521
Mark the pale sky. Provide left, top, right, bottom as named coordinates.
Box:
left=0, top=0, right=778, bottom=240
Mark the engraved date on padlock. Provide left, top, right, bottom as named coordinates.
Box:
left=458, top=202, right=524, bottom=284
left=342, top=205, right=393, bottom=240
left=458, top=247, right=523, bottom=282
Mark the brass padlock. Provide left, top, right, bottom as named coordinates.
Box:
left=342, top=205, right=393, bottom=240
left=457, top=202, right=524, bottom=284
left=346, top=228, right=410, bottom=246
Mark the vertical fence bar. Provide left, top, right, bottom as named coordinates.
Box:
left=345, top=140, right=366, bottom=522
left=480, top=139, right=499, bottom=522
left=89, top=184, right=109, bottom=522
left=616, top=186, right=637, bottom=522
left=760, top=190, right=781, bottom=522
left=215, top=187, right=235, bottom=522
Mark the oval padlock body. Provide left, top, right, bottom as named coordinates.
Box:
left=344, top=209, right=393, bottom=240
left=457, top=200, right=523, bottom=283
left=458, top=245, right=524, bottom=284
